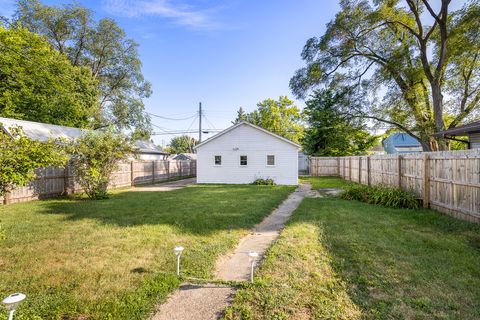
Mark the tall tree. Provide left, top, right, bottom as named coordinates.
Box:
left=290, top=0, right=480, bottom=151
left=232, top=107, right=248, bottom=124
left=167, top=135, right=198, bottom=154
left=0, top=26, right=99, bottom=127
left=238, top=96, right=304, bottom=144
left=302, top=89, right=377, bottom=156
left=13, top=0, right=152, bottom=137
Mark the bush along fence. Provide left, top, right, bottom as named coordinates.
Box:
left=310, top=150, right=480, bottom=223
left=0, top=160, right=196, bottom=205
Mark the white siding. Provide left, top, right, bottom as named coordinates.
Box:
left=470, top=133, right=480, bottom=149
left=196, top=124, right=298, bottom=185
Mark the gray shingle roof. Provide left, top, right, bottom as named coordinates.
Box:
left=0, top=117, right=168, bottom=155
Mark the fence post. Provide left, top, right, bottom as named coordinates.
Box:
left=152, top=160, right=155, bottom=183
left=423, top=153, right=430, bottom=208
left=398, top=155, right=403, bottom=189
left=367, top=156, right=371, bottom=186
left=349, top=157, right=352, bottom=181
left=358, top=157, right=362, bottom=183
left=63, top=166, right=70, bottom=195
left=337, top=157, right=340, bottom=176
left=167, top=161, right=170, bottom=180
left=130, top=161, right=135, bottom=186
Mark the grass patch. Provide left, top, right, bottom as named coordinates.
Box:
left=300, top=176, right=352, bottom=189
left=226, top=178, right=480, bottom=319
left=0, top=183, right=294, bottom=319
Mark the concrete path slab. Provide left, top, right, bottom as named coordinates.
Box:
left=132, top=177, right=196, bottom=192
left=215, top=183, right=310, bottom=281
left=151, top=183, right=310, bottom=320
left=152, top=284, right=235, bottom=320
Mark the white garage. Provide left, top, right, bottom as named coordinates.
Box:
left=195, top=121, right=299, bottom=185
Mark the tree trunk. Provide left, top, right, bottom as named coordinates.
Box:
left=431, top=82, right=448, bottom=150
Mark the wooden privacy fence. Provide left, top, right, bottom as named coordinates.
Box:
left=1, top=160, right=196, bottom=205
left=311, top=150, right=480, bottom=223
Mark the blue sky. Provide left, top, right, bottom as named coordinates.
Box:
left=1, top=0, right=340, bottom=145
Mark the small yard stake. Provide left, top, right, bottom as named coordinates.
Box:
left=2, top=293, right=26, bottom=320
left=248, top=251, right=258, bottom=283
left=173, top=246, right=184, bottom=276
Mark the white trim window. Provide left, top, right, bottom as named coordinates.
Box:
left=267, top=155, right=275, bottom=166
left=214, top=155, right=222, bottom=166
left=240, top=155, right=248, bottom=166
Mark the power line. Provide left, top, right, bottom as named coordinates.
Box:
left=147, top=112, right=197, bottom=121
left=151, top=129, right=222, bottom=135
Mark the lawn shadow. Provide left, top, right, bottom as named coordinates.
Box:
left=36, top=184, right=294, bottom=236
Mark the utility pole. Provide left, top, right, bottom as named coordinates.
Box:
left=198, top=102, right=202, bottom=142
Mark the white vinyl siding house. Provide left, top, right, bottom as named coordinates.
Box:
left=195, top=121, right=299, bottom=185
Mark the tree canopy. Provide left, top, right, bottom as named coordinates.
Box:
left=13, top=0, right=152, bottom=137
left=0, top=26, right=99, bottom=127
left=233, top=96, right=304, bottom=144
left=302, top=89, right=377, bottom=156
left=167, top=135, right=198, bottom=154
left=290, top=0, right=480, bottom=151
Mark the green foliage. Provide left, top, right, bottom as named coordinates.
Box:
left=290, top=1, right=480, bottom=151
left=234, top=96, right=304, bottom=143
left=302, top=89, right=378, bottom=156
left=251, top=178, right=276, bottom=186
left=232, top=107, right=248, bottom=124
left=341, top=184, right=420, bottom=209
left=70, top=129, right=133, bottom=199
left=166, top=135, right=197, bottom=154
left=0, top=125, right=67, bottom=199
left=13, top=0, right=152, bottom=137
left=0, top=26, right=99, bottom=127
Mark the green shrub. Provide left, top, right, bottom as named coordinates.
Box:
left=70, top=128, right=134, bottom=199
left=251, top=178, right=276, bottom=186
left=341, top=184, right=420, bottom=209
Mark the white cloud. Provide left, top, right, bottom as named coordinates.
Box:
left=102, top=0, right=218, bottom=29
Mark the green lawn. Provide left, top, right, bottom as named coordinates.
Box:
left=225, top=177, right=480, bottom=319
left=0, top=183, right=294, bottom=320
left=300, top=176, right=352, bottom=189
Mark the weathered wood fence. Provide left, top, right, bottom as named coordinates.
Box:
left=1, top=160, right=196, bottom=205
left=311, top=150, right=480, bottom=223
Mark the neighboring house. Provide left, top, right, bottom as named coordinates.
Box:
left=134, top=140, right=169, bottom=160
left=368, top=144, right=385, bottom=155
left=382, top=133, right=422, bottom=154
left=433, top=120, right=480, bottom=149
left=172, top=153, right=197, bottom=161
left=195, top=121, right=299, bottom=185
left=0, top=117, right=168, bottom=159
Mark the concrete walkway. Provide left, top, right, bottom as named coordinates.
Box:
left=151, top=183, right=310, bottom=320
left=132, top=177, right=196, bottom=192
left=215, top=183, right=311, bottom=280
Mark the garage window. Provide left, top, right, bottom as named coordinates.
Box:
left=267, top=155, right=275, bottom=166
left=240, top=155, right=247, bottom=166
left=214, top=155, right=222, bottom=165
